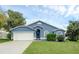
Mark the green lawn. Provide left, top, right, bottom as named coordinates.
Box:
left=0, top=39, right=11, bottom=43
left=23, top=41, right=79, bottom=54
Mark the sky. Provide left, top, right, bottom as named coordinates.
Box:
left=0, top=5, right=79, bottom=30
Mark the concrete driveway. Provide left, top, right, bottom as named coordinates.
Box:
left=0, top=40, right=32, bottom=54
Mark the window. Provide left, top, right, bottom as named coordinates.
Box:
left=44, top=30, right=49, bottom=37
left=37, top=22, right=42, bottom=24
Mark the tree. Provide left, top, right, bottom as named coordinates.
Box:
left=0, top=10, right=7, bottom=29
left=0, top=9, right=26, bottom=31
left=7, top=10, right=26, bottom=30
left=66, top=21, right=79, bottom=41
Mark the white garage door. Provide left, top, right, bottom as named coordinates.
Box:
left=13, top=31, right=34, bottom=40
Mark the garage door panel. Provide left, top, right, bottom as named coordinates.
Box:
left=13, top=32, right=34, bottom=40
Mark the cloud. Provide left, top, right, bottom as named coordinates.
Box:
left=42, top=5, right=67, bottom=15
left=25, top=5, right=67, bottom=16
left=63, top=5, right=79, bottom=20
left=25, top=5, right=30, bottom=7
left=42, top=5, right=79, bottom=19
left=42, top=9, right=49, bottom=14
left=65, top=5, right=76, bottom=17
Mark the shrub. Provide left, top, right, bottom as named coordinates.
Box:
left=68, top=35, right=79, bottom=41
left=47, top=33, right=56, bottom=41
left=57, top=35, right=65, bottom=42
left=7, top=32, right=11, bottom=40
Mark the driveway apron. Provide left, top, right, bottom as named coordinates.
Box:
left=0, top=40, right=32, bottom=54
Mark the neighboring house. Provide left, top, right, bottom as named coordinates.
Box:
left=0, top=29, right=9, bottom=39
left=11, top=21, right=65, bottom=40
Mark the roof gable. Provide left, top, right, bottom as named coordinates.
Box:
left=27, top=20, right=64, bottom=31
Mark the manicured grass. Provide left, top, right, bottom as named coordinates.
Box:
left=0, top=39, right=11, bottom=43
left=23, top=41, right=79, bottom=54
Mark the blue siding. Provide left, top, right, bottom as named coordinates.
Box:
left=27, top=21, right=65, bottom=38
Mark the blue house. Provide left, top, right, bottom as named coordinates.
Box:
left=11, top=21, right=65, bottom=40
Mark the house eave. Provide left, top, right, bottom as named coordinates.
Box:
left=10, top=25, right=35, bottom=31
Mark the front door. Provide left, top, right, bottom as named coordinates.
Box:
left=36, top=29, right=40, bottom=40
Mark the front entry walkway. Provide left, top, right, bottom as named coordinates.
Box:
left=0, top=40, right=32, bottom=54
